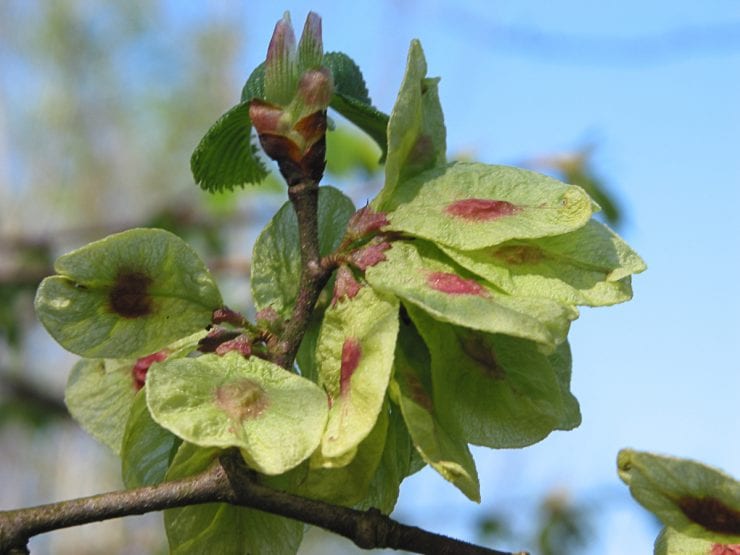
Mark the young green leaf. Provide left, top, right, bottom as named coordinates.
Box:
left=390, top=321, right=480, bottom=502
left=323, top=52, right=372, bottom=106
left=365, top=240, right=577, bottom=349
left=34, top=228, right=222, bottom=358
left=654, top=527, right=740, bottom=555
left=374, top=40, right=446, bottom=210
left=408, top=306, right=576, bottom=449
left=164, top=443, right=302, bottom=555
left=323, top=51, right=389, bottom=157
left=618, top=450, right=740, bottom=544
left=316, top=286, right=399, bottom=460
left=384, top=162, right=594, bottom=248
left=241, top=63, right=265, bottom=102
left=65, top=358, right=138, bottom=454
left=121, top=390, right=180, bottom=489
left=146, top=353, right=328, bottom=475
left=440, top=219, right=646, bottom=306
left=190, top=102, right=269, bottom=193
left=251, top=186, right=355, bottom=319
left=296, top=404, right=388, bottom=507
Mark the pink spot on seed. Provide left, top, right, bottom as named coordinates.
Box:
left=340, top=338, right=362, bottom=397
left=445, top=198, right=520, bottom=221
left=427, top=272, right=487, bottom=296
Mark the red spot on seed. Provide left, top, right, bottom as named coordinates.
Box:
left=346, top=205, right=390, bottom=238
left=340, top=338, right=362, bottom=397
left=713, top=545, right=740, bottom=555
left=444, top=198, right=520, bottom=221
left=427, top=272, right=487, bottom=296
left=132, top=350, right=169, bottom=391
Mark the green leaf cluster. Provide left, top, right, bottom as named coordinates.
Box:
left=350, top=39, right=643, bottom=504
left=31, top=23, right=647, bottom=555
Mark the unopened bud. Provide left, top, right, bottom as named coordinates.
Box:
left=264, top=13, right=298, bottom=105
left=249, top=99, right=288, bottom=136
left=298, top=12, right=323, bottom=69
left=296, top=68, right=334, bottom=114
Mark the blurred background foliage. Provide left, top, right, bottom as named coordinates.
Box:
left=0, top=1, right=622, bottom=553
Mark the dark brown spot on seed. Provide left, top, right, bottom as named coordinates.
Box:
left=109, top=271, right=153, bottom=318
left=678, top=495, right=740, bottom=536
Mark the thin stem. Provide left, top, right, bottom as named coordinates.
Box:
left=271, top=179, right=333, bottom=369
left=0, top=461, right=230, bottom=553
left=219, top=453, right=519, bottom=554
left=0, top=452, right=522, bottom=555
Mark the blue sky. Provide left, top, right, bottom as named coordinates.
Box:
left=6, top=1, right=739, bottom=553
left=216, top=2, right=740, bottom=553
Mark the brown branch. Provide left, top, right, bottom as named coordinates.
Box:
left=270, top=178, right=334, bottom=369
left=0, top=456, right=229, bottom=554
left=0, top=452, right=523, bottom=555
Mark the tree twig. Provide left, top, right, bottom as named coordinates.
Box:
left=270, top=178, right=334, bottom=369
left=0, top=451, right=523, bottom=555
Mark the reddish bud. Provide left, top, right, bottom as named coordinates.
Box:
left=298, top=12, right=323, bottom=68
left=211, top=306, right=247, bottom=327
left=346, top=205, right=390, bottom=239
left=198, top=328, right=241, bottom=353
left=332, top=265, right=362, bottom=305
left=350, top=240, right=390, bottom=270
left=264, top=13, right=298, bottom=105
left=296, top=68, right=333, bottom=113
left=132, top=350, right=169, bottom=391
left=215, top=335, right=252, bottom=358
left=248, top=100, right=286, bottom=136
